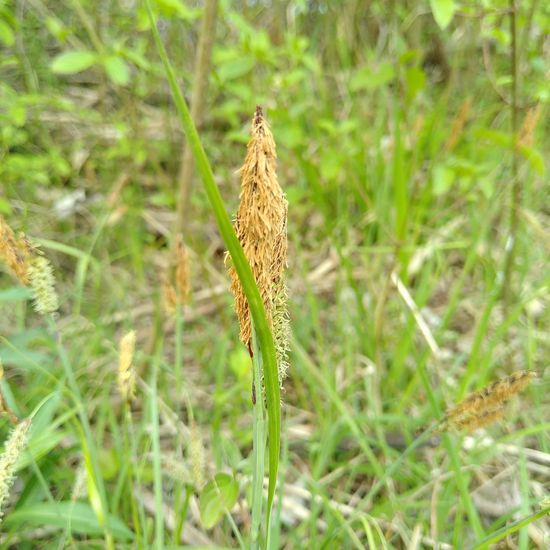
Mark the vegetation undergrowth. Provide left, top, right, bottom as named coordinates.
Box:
left=0, top=1, right=549, bottom=548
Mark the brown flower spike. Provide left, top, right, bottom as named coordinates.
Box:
left=441, top=370, right=536, bottom=433
left=0, top=216, right=58, bottom=315
left=228, top=106, right=289, bottom=384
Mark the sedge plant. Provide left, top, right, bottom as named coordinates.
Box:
left=145, top=1, right=285, bottom=543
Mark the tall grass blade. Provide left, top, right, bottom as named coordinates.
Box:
left=144, top=0, right=281, bottom=532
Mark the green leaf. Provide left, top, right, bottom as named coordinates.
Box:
left=430, top=0, right=456, bottom=30
left=0, top=20, right=15, bottom=47
left=199, top=473, right=239, bottom=529
left=350, top=63, right=394, bottom=92
left=50, top=50, right=98, bottom=75
left=216, top=56, right=256, bottom=83
left=433, top=164, right=455, bottom=196
left=155, top=0, right=200, bottom=19
left=0, top=286, right=32, bottom=302
left=102, top=55, right=130, bottom=86
left=518, top=144, right=545, bottom=175
left=4, top=502, right=134, bottom=541
left=405, top=66, right=426, bottom=99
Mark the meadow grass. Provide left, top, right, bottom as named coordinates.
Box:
left=0, top=1, right=549, bottom=549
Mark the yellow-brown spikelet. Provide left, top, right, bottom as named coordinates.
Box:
left=0, top=217, right=58, bottom=316
left=518, top=104, right=542, bottom=149
left=0, top=216, right=33, bottom=285
left=451, top=407, right=506, bottom=433
left=189, top=419, right=205, bottom=490
left=118, top=330, right=136, bottom=402
left=442, top=370, right=536, bottom=432
left=444, top=98, right=472, bottom=152
left=175, top=235, right=190, bottom=304
left=162, top=275, right=177, bottom=315
left=27, top=255, right=59, bottom=315
left=0, top=417, right=31, bottom=521
left=227, top=106, right=289, bottom=383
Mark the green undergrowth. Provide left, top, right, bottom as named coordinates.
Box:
left=1, top=1, right=549, bottom=548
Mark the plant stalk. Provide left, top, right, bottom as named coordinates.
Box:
left=175, top=0, right=218, bottom=237
left=250, top=327, right=266, bottom=547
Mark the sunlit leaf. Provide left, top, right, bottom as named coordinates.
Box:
left=103, top=55, right=130, bottom=86
left=199, top=473, right=239, bottom=529
left=51, top=50, right=98, bottom=75
left=4, top=502, right=134, bottom=540
left=430, top=0, right=456, bottom=30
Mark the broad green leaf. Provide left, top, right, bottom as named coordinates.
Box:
left=0, top=286, right=32, bottom=302
left=199, top=473, right=239, bottom=529
left=405, top=66, right=426, bottom=99
left=16, top=431, right=66, bottom=471
left=518, top=144, right=545, bottom=175
left=433, top=164, right=455, bottom=196
left=4, top=502, right=134, bottom=540
left=50, top=50, right=98, bottom=75
left=0, top=20, right=15, bottom=47
left=430, top=0, right=456, bottom=30
left=155, top=0, right=200, bottom=20
left=350, top=63, right=394, bottom=92
left=102, top=55, right=130, bottom=86
left=216, top=56, right=256, bottom=83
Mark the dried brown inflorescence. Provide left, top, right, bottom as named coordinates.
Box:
left=227, top=106, right=289, bottom=384
left=162, top=235, right=191, bottom=315
left=175, top=235, right=190, bottom=304
left=442, top=370, right=536, bottom=433
left=444, top=97, right=472, bottom=152
left=518, top=104, right=542, bottom=149
left=0, top=216, right=58, bottom=315
left=118, top=330, right=137, bottom=402
left=0, top=216, right=33, bottom=285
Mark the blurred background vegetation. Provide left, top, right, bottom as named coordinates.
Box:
left=0, top=0, right=549, bottom=548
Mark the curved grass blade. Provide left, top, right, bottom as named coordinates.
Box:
left=144, top=0, right=281, bottom=533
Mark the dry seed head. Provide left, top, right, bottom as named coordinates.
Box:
left=450, top=407, right=506, bottom=433
left=444, top=98, right=472, bottom=152
left=518, top=104, right=542, bottom=149
left=71, top=463, right=88, bottom=502
left=442, top=370, right=536, bottom=432
left=27, top=256, right=59, bottom=315
left=227, top=106, right=289, bottom=384
left=161, top=275, right=177, bottom=315
left=189, top=420, right=205, bottom=490
left=0, top=417, right=32, bottom=521
left=118, top=330, right=136, bottom=402
left=0, top=216, right=32, bottom=285
left=175, top=236, right=190, bottom=304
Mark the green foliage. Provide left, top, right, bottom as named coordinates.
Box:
left=430, top=0, right=457, bottom=29
left=0, top=0, right=549, bottom=548
left=199, top=473, right=239, bottom=529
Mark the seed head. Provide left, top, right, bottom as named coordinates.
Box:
left=227, top=106, right=290, bottom=385
left=0, top=418, right=32, bottom=521
left=442, top=371, right=536, bottom=433
left=175, top=236, right=190, bottom=304
left=0, top=216, right=33, bottom=285
left=0, top=217, right=59, bottom=316
left=118, top=330, right=137, bottom=402
left=518, top=104, right=542, bottom=149
left=189, top=419, right=205, bottom=490
left=27, top=256, right=59, bottom=315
